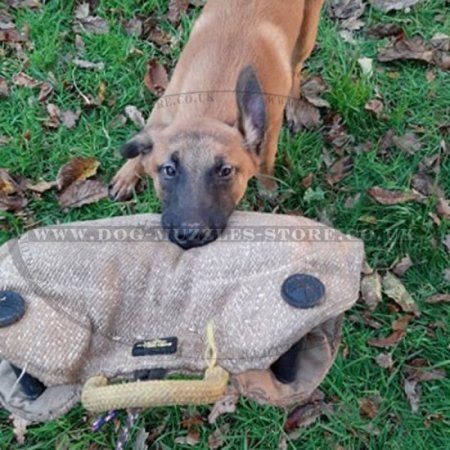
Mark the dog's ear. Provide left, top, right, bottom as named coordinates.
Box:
left=235, top=65, right=266, bottom=154
left=121, top=129, right=154, bottom=159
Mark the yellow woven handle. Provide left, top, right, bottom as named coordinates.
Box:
left=81, top=366, right=229, bottom=413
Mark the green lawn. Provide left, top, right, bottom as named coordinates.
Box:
left=0, top=0, right=449, bottom=448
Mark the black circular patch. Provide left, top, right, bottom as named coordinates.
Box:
left=281, top=274, right=325, bottom=309
left=0, top=291, right=26, bottom=327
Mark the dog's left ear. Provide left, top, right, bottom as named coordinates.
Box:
left=236, top=65, right=267, bottom=154
left=121, top=129, right=154, bottom=159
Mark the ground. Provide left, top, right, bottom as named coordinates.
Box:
left=0, top=0, right=449, bottom=449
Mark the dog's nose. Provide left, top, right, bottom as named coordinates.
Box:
left=170, top=223, right=218, bottom=249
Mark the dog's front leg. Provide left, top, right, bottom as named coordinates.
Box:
left=109, top=157, right=144, bottom=201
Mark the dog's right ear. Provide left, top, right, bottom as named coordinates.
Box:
left=121, top=129, right=154, bottom=159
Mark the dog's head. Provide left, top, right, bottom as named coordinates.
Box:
left=121, top=66, right=266, bottom=249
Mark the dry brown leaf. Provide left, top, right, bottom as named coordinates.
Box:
left=392, top=314, right=414, bottom=331
left=375, top=353, right=394, bottom=369
left=382, top=272, right=419, bottom=314
left=392, top=254, right=413, bottom=277
left=7, top=0, right=41, bottom=9
left=60, top=109, right=81, bottom=129
left=359, top=395, right=382, bottom=419
left=287, top=98, right=322, bottom=132
left=324, top=113, right=354, bottom=148
left=404, top=378, right=420, bottom=413
left=426, top=294, right=450, bottom=304
left=360, top=272, right=382, bottom=310
left=368, top=186, right=422, bottom=205
left=0, top=77, right=9, bottom=97
left=444, top=269, right=450, bottom=283
left=378, top=37, right=433, bottom=64
left=125, top=105, right=146, bottom=128
left=301, top=173, right=314, bottom=189
left=0, top=136, right=11, bottom=146
left=12, top=72, right=41, bottom=88
left=26, top=179, right=56, bottom=194
left=393, top=132, right=422, bottom=154
left=9, top=414, right=30, bottom=445
left=368, top=329, right=405, bottom=348
left=284, top=392, right=332, bottom=432
left=56, top=157, right=100, bottom=191
left=58, top=179, right=108, bottom=210
left=369, top=0, right=423, bottom=11
left=444, top=235, right=450, bottom=253
left=301, top=75, right=330, bottom=109
left=122, top=17, right=142, bottom=37
left=168, top=0, right=190, bottom=25
left=326, top=156, right=353, bottom=185
left=37, top=81, right=53, bottom=102
left=181, top=415, right=204, bottom=429
left=72, top=57, right=105, bottom=71
left=411, top=173, right=445, bottom=197
left=74, top=13, right=109, bottom=34
left=328, top=0, right=365, bottom=21
left=367, top=23, right=404, bottom=40
left=436, top=197, right=450, bottom=218
left=365, top=99, right=384, bottom=118
left=174, top=429, right=201, bottom=446
left=0, top=169, right=28, bottom=212
left=207, top=424, right=229, bottom=450
left=43, top=103, right=61, bottom=129
left=208, top=391, right=238, bottom=424
left=144, top=59, right=169, bottom=96
left=147, top=27, right=172, bottom=46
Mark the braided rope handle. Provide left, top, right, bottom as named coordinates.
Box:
left=81, top=366, right=229, bottom=413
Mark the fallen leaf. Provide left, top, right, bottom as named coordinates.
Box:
left=301, top=173, right=314, bottom=189
left=0, top=77, right=9, bottom=97
left=12, top=72, right=41, bottom=88
left=444, top=269, right=450, bottom=283
left=326, top=156, right=353, bottom=185
left=425, top=70, right=436, bottom=82
left=368, top=186, right=422, bottom=205
left=37, top=81, right=53, bottom=102
left=301, top=75, right=330, bottom=109
left=60, top=109, right=81, bottom=129
left=174, top=429, right=201, bottom=446
left=358, top=57, right=373, bottom=77
left=0, top=136, right=11, bottom=146
left=72, top=57, right=105, bottom=71
left=404, top=378, right=420, bottom=413
left=360, top=272, right=382, bottom=310
left=58, top=179, right=108, bottom=210
left=393, top=254, right=413, bottom=277
left=426, top=294, right=450, bottom=304
left=125, top=105, right=146, bottom=128
left=147, top=26, right=172, bottom=46
left=407, top=367, right=446, bottom=382
left=181, top=415, right=204, bottom=428
left=123, top=17, right=142, bottom=37
left=393, top=132, right=422, bottom=154
left=378, top=36, right=433, bottom=64
left=74, top=12, right=109, bottom=34
left=368, top=329, right=404, bottom=347
left=287, top=98, right=321, bottom=132
left=9, top=414, right=30, bottom=445
left=378, top=128, right=395, bottom=155
left=382, top=272, right=419, bottom=314
left=375, top=353, right=394, bottom=369
left=168, top=0, right=190, bottom=25
left=365, top=99, right=384, bottom=118
left=436, top=197, right=450, bottom=218
left=0, top=169, right=28, bottom=212
left=208, top=424, right=229, bottom=450
left=284, top=393, right=332, bottom=432
left=328, top=0, right=365, bottom=22
left=444, top=235, right=450, bottom=253
left=392, top=314, right=414, bottom=331
left=75, top=33, right=86, bottom=53
left=208, top=391, right=238, bottom=424
left=359, top=395, right=381, bottom=419
left=132, top=426, right=149, bottom=450
left=144, top=59, right=169, bottom=96
left=324, top=113, right=354, bottom=149
left=345, top=193, right=361, bottom=209
left=367, top=23, right=404, bottom=40
left=56, top=157, right=100, bottom=191
left=26, top=179, right=56, bottom=193
left=369, top=0, right=423, bottom=11
left=43, top=103, right=61, bottom=129
left=7, top=0, right=41, bottom=9
left=411, top=173, right=445, bottom=197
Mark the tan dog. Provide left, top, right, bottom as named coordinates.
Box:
left=109, top=0, right=324, bottom=249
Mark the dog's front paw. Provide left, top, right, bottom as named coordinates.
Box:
left=109, top=169, right=140, bottom=201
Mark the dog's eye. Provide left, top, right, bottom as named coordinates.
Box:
left=161, top=163, right=177, bottom=178
left=217, top=165, right=234, bottom=179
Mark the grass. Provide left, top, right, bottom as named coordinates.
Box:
left=1, top=0, right=449, bottom=448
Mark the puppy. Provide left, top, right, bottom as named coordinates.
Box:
left=109, top=0, right=324, bottom=249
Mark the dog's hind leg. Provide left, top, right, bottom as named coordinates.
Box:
left=286, top=0, right=324, bottom=133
